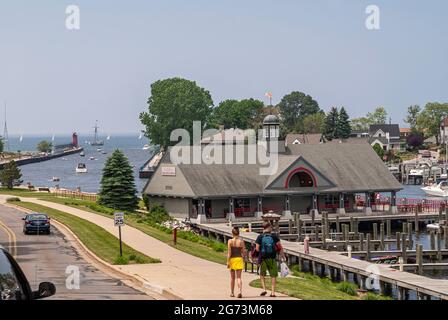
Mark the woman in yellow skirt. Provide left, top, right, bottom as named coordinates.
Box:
left=227, top=226, right=246, bottom=298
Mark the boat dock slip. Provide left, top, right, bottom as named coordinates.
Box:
left=194, top=222, right=448, bottom=300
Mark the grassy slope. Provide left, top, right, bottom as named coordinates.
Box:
left=12, top=201, right=159, bottom=265
left=1, top=190, right=228, bottom=265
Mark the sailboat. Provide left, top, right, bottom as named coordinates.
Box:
left=19, top=135, right=23, bottom=143
left=138, top=132, right=143, bottom=140
left=51, top=134, right=55, bottom=142
left=106, top=134, right=111, bottom=141
left=89, top=121, right=104, bottom=146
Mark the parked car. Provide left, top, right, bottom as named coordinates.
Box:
left=22, top=213, right=51, bottom=235
left=0, top=246, right=56, bottom=300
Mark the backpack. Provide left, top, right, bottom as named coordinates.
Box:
left=261, top=234, right=275, bottom=258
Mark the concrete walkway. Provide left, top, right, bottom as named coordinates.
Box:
left=0, top=195, right=293, bottom=300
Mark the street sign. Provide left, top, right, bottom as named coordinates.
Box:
left=114, top=212, right=125, bottom=227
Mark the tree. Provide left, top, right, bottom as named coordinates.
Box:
left=366, top=107, right=388, bottom=124
left=0, top=140, right=4, bottom=153
left=211, top=98, right=264, bottom=130
left=99, top=150, right=139, bottom=211
left=277, top=91, right=321, bottom=133
left=301, top=112, right=326, bottom=134
left=416, top=102, right=448, bottom=145
left=324, top=107, right=339, bottom=140
left=372, top=143, right=385, bottom=159
left=139, top=78, right=213, bottom=149
left=37, top=140, right=52, bottom=153
left=0, top=161, right=22, bottom=189
left=350, top=117, right=370, bottom=131
left=335, top=107, right=351, bottom=139
left=406, top=132, right=424, bottom=149
left=404, top=105, right=421, bottom=131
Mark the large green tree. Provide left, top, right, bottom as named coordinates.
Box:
left=277, top=91, right=321, bottom=133
left=417, top=102, right=448, bottom=144
left=324, top=107, right=339, bottom=140
left=350, top=117, right=370, bottom=131
left=404, top=105, right=421, bottom=131
left=99, top=150, right=139, bottom=211
left=301, top=112, right=326, bottom=134
left=335, top=107, right=351, bottom=139
left=37, top=140, right=52, bottom=153
left=366, top=107, right=388, bottom=124
left=139, top=78, right=213, bottom=149
left=0, top=161, right=22, bottom=189
left=211, top=98, right=264, bottom=130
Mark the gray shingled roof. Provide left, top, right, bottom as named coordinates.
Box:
left=146, top=144, right=402, bottom=197
left=369, top=124, right=400, bottom=137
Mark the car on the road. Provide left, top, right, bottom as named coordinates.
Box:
left=0, top=246, right=56, bottom=300
left=22, top=213, right=51, bottom=235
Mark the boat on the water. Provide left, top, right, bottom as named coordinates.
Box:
left=143, top=144, right=150, bottom=150
left=427, top=223, right=441, bottom=231
left=89, top=156, right=96, bottom=161
left=421, top=181, right=448, bottom=197
left=80, top=151, right=85, bottom=157
left=89, top=121, right=104, bottom=146
left=76, top=163, right=87, bottom=173
left=52, top=177, right=60, bottom=182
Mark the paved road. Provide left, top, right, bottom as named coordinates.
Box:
left=0, top=204, right=152, bottom=300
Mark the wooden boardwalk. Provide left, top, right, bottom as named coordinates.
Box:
left=197, top=222, right=448, bottom=300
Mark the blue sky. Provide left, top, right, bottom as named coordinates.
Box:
left=0, top=0, right=447, bottom=135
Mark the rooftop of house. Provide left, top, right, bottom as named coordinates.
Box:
left=369, top=124, right=400, bottom=137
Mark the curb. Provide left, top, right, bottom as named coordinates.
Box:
left=6, top=201, right=183, bottom=300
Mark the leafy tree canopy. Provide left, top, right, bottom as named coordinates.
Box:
left=301, top=112, right=326, bottom=134
left=37, top=140, right=52, bottom=153
left=416, top=102, right=448, bottom=144
left=372, top=143, right=385, bottom=159
left=277, top=91, right=321, bottom=133
left=366, top=107, right=388, bottom=124
left=0, top=161, right=22, bottom=189
left=139, top=78, right=213, bottom=149
left=211, top=98, right=264, bottom=130
left=404, top=105, right=421, bottom=131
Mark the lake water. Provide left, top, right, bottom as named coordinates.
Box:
left=7, top=134, right=154, bottom=194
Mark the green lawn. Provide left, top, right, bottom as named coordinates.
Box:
left=1, top=189, right=228, bottom=265
left=11, top=201, right=159, bottom=265
left=250, top=269, right=391, bottom=300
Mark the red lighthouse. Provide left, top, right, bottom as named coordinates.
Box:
left=72, top=132, right=79, bottom=148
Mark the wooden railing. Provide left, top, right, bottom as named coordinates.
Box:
left=53, top=189, right=98, bottom=202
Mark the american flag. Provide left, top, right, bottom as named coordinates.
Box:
left=265, top=92, right=273, bottom=99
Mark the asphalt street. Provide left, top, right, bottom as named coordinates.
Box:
left=0, top=204, right=153, bottom=300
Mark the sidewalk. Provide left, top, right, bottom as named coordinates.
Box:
left=0, top=195, right=294, bottom=300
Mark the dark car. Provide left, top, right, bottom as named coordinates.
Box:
left=0, top=246, right=56, bottom=300
left=22, top=213, right=51, bottom=235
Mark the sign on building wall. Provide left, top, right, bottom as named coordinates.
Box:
left=161, top=167, right=176, bottom=176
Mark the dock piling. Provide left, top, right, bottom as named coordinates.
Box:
left=380, top=223, right=385, bottom=251
left=416, top=244, right=423, bottom=275
left=437, top=231, right=442, bottom=262
left=386, top=220, right=391, bottom=238
left=415, top=210, right=420, bottom=233
left=373, top=223, right=378, bottom=240
left=401, top=233, right=407, bottom=263
left=366, top=233, right=371, bottom=261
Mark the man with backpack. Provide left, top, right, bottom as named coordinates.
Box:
left=255, top=222, right=285, bottom=297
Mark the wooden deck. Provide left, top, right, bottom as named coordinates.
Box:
left=197, top=222, right=448, bottom=300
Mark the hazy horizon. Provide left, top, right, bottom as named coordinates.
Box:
left=1, top=0, right=447, bottom=134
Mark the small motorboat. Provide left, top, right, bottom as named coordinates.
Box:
left=76, top=163, right=87, bottom=173
left=101, top=151, right=107, bottom=155
left=89, top=156, right=96, bottom=161
left=97, top=148, right=102, bottom=152
left=421, top=181, right=448, bottom=197
left=427, top=222, right=441, bottom=231
left=52, top=177, right=60, bottom=182
left=80, top=151, right=85, bottom=157
left=142, top=144, right=150, bottom=150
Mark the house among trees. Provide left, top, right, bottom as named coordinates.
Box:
left=143, top=115, right=401, bottom=223
left=440, top=117, right=448, bottom=145
left=368, top=124, right=404, bottom=152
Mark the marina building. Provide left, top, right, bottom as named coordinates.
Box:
left=143, top=116, right=402, bottom=223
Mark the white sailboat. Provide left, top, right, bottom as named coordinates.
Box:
left=106, top=134, right=111, bottom=140
left=51, top=134, right=55, bottom=142
left=19, top=134, right=23, bottom=142
left=138, top=132, right=143, bottom=140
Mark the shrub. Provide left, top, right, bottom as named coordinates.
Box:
left=336, top=282, right=358, bottom=296
left=113, top=255, right=129, bottom=265
left=142, top=194, right=150, bottom=211
left=6, top=197, right=21, bottom=203
left=362, top=292, right=391, bottom=300
left=147, top=204, right=171, bottom=224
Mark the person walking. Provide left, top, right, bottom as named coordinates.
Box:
left=255, top=222, right=285, bottom=297
left=227, top=226, right=246, bottom=298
